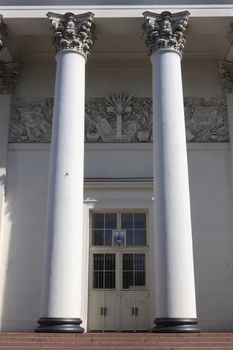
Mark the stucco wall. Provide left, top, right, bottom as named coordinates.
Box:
left=0, top=143, right=233, bottom=331
left=0, top=59, right=232, bottom=331
left=14, top=61, right=222, bottom=99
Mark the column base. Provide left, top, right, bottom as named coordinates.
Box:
left=35, top=317, right=84, bottom=333
left=152, top=318, right=200, bottom=333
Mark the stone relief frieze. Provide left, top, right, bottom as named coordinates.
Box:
left=9, top=95, right=229, bottom=143
left=85, top=93, right=152, bottom=143
left=184, top=98, right=228, bottom=142
left=9, top=98, right=53, bottom=143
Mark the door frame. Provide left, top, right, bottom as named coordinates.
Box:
left=88, top=210, right=150, bottom=332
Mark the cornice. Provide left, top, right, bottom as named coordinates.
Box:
left=2, top=5, right=233, bottom=18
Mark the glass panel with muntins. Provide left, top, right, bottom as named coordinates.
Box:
left=93, top=253, right=116, bottom=289
left=122, top=253, right=146, bottom=289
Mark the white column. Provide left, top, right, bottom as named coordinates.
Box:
left=0, top=62, right=19, bottom=241
left=143, top=11, right=199, bottom=332
left=0, top=58, right=19, bottom=329
left=36, top=12, right=95, bottom=333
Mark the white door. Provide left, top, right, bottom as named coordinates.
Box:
left=120, top=292, right=148, bottom=331
left=120, top=253, right=148, bottom=331
left=89, top=290, right=118, bottom=331
left=88, top=212, right=149, bottom=332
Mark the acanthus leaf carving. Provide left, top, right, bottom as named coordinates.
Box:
left=0, top=15, right=10, bottom=52
left=47, top=12, right=96, bottom=58
left=143, top=11, right=190, bottom=56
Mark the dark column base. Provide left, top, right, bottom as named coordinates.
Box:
left=35, top=317, right=84, bottom=333
left=152, top=318, right=200, bottom=333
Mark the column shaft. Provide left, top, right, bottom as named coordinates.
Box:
left=47, top=50, right=85, bottom=316
left=36, top=51, right=86, bottom=333
left=152, top=49, right=197, bottom=322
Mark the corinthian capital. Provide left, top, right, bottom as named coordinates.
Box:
left=0, top=61, right=20, bottom=94
left=143, top=11, right=190, bottom=56
left=0, top=15, right=10, bottom=51
left=47, top=12, right=96, bottom=58
left=219, top=61, right=233, bottom=94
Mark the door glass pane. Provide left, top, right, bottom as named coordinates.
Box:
left=93, top=253, right=104, bottom=270
left=123, top=254, right=133, bottom=270
left=105, top=229, right=112, bottom=246
left=123, top=271, right=134, bottom=289
left=135, top=271, right=145, bottom=287
left=93, top=230, right=104, bottom=246
left=92, top=213, right=117, bottom=246
left=93, top=254, right=104, bottom=288
left=121, top=213, right=147, bottom=246
left=134, top=229, right=146, bottom=246
left=105, top=213, right=117, bottom=229
left=105, top=254, right=115, bottom=270
left=134, top=213, right=146, bottom=229
left=105, top=271, right=115, bottom=289
left=134, top=254, right=146, bottom=287
left=126, top=229, right=133, bottom=246
left=93, top=271, right=103, bottom=289
left=121, top=213, right=133, bottom=228
left=122, top=254, right=146, bottom=289
left=134, top=254, right=145, bottom=270
left=93, top=213, right=104, bottom=228
left=93, top=254, right=115, bottom=289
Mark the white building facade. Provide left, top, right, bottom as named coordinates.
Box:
left=0, top=0, right=233, bottom=333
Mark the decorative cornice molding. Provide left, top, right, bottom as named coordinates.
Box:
left=219, top=60, right=233, bottom=94
left=0, top=15, right=10, bottom=51
left=9, top=95, right=229, bottom=144
left=143, top=10, right=190, bottom=56
left=47, top=11, right=96, bottom=58
left=0, top=61, right=20, bottom=94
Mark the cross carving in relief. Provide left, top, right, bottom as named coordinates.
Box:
left=105, top=93, right=133, bottom=139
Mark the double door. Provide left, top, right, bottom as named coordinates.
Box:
left=88, top=252, right=149, bottom=331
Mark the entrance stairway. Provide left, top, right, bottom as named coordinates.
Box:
left=1, top=333, right=233, bottom=350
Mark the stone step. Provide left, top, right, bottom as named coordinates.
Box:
left=0, top=347, right=231, bottom=350
left=1, top=333, right=233, bottom=350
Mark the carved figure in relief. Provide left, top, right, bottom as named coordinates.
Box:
left=184, top=98, right=228, bottom=142
left=9, top=96, right=229, bottom=143
left=9, top=99, right=53, bottom=143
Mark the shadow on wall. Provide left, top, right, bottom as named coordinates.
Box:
left=188, top=149, right=233, bottom=332
left=0, top=149, right=49, bottom=331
